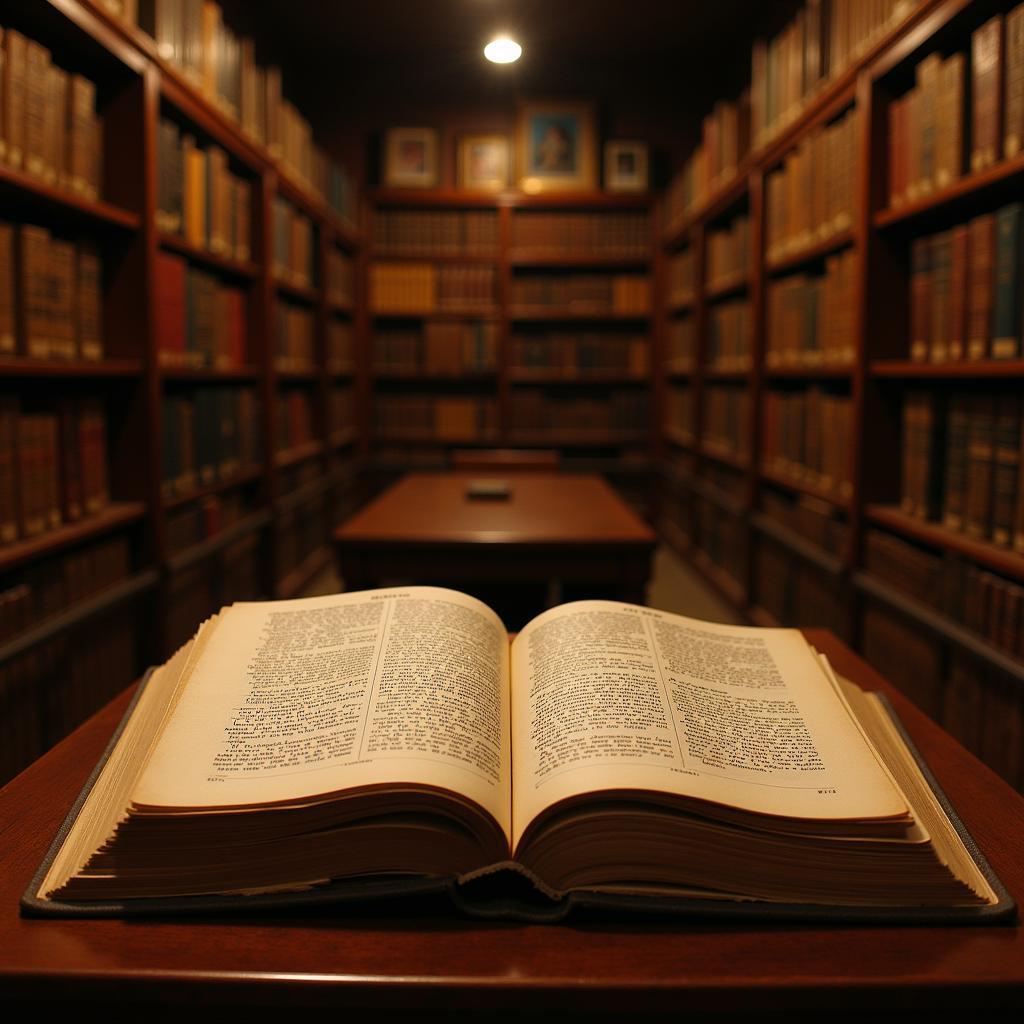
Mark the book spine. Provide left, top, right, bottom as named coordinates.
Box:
left=967, top=214, right=995, bottom=361
left=1005, top=3, right=1024, bottom=158
left=909, top=237, right=931, bottom=361
left=972, top=15, right=1004, bottom=172
left=991, top=395, right=1021, bottom=547
left=992, top=202, right=1023, bottom=358
left=947, top=224, right=969, bottom=362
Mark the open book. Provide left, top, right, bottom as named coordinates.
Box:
left=24, top=587, right=1013, bottom=921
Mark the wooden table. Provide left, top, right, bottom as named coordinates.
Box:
left=2, top=631, right=1022, bottom=1012
left=333, top=472, right=657, bottom=606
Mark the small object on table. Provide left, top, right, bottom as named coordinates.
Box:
left=465, top=478, right=511, bottom=500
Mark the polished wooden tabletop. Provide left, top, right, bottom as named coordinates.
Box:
left=333, top=472, right=657, bottom=547
left=1, top=631, right=1022, bottom=1011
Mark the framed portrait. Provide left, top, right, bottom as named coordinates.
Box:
left=516, top=100, right=597, bottom=193
left=604, top=140, right=649, bottom=193
left=384, top=127, right=439, bottom=188
left=457, top=135, right=510, bottom=192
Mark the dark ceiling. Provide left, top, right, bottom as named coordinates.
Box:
left=243, top=0, right=793, bottom=114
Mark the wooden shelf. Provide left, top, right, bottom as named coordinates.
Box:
left=666, top=297, right=696, bottom=314
left=690, top=548, right=747, bottom=609
left=870, top=359, right=1024, bottom=378
left=698, top=445, right=750, bottom=472
left=0, top=162, right=140, bottom=231
left=275, top=546, right=332, bottom=601
left=705, top=272, right=749, bottom=300
left=854, top=571, right=1024, bottom=688
left=664, top=360, right=695, bottom=378
left=158, top=233, right=259, bottom=279
left=163, top=468, right=264, bottom=511
left=702, top=366, right=752, bottom=380
left=764, top=363, right=855, bottom=379
left=329, top=428, right=358, bottom=449
left=165, top=510, right=272, bottom=575
left=662, top=165, right=749, bottom=247
left=663, top=426, right=695, bottom=449
left=866, top=505, right=1024, bottom=583
left=506, top=431, right=648, bottom=447
left=374, top=371, right=497, bottom=383
left=0, top=357, right=142, bottom=378
left=275, top=442, right=326, bottom=468
left=508, top=370, right=647, bottom=385
left=327, top=297, right=356, bottom=315
left=372, top=251, right=498, bottom=264
left=690, top=476, right=746, bottom=519
left=274, top=367, right=318, bottom=382
left=509, top=308, right=650, bottom=322
left=659, top=517, right=693, bottom=561
left=374, top=433, right=501, bottom=447
left=750, top=512, right=845, bottom=577
left=508, top=250, right=649, bottom=267
left=160, top=364, right=262, bottom=381
left=0, top=503, right=146, bottom=575
left=765, top=229, right=854, bottom=276
left=874, top=153, right=1024, bottom=230
left=0, top=569, right=159, bottom=669
left=760, top=468, right=851, bottom=510
left=275, top=279, right=320, bottom=304
left=373, top=308, right=500, bottom=320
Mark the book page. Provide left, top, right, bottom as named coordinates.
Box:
left=133, top=587, right=511, bottom=842
left=510, top=601, right=906, bottom=849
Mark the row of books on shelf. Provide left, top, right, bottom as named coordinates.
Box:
left=164, top=489, right=256, bottom=555
left=273, top=302, right=314, bottom=372
left=706, top=216, right=750, bottom=287
left=326, top=321, right=354, bottom=374
left=901, top=391, right=1024, bottom=550
left=702, top=386, right=750, bottom=462
left=274, top=497, right=327, bottom=587
left=665, top=94, right=751, bottom=226
left=325, top=246, right=355, bottom=306
left=155, top=252, right=246, bottom=368
left=866, top=526, right=1024, bottom=665
left=754, top=533, right=846, bottom=634
left=510, top=212, right=650, bottom=256
left=375, top=395, right=498, bottom=442
left=752, top=0, right=915, bottom=149
left=664, top=1, right=917, bottom=226
left=157, top=118, right=252, bottom=261
left=889, top=7, right=1024, bottom=208
left=327, top=387, right=354, bottom=440
left=509, top=389, right=647, bottom=435
left=666, top=319, right=696, bottom=370
left=510, top=274, right=651, bottom=315
left=0, top=534, right=130, bottom=637
left=766, top=249, right=857, bottom=367
left=131, top=0, right=357, bottom=220
left=277, top=388, right=315, bottom=455
left=765, top=105, right=858, bottom=263
left=510, top=331, right=649, bottom=378
left=667, top=248, right=695, bottom=307
left=664, top=386, right=693, bottom=441
left=369, top=263, right=497, bottom=315
left=272, top=197, right=315, bottom=288
left=0, top=224, right=103, bottom=361
left=0, top=599, right=136, bottom=785
left=706, top=300, right=751, bottom=371
left=374, top=321, right=499, bottom=374
left=0, top=25, right=103, bottom=200
left=762, top=387, right=853, bottom=499
left=160, top=387, right=260, bottom=498
left=373, top=210, right=499, bottom=256
left=0, top=397, right=108, bottom=546
left=909, top=204, right=1023, bottom=363
left=760, top=486, right=849, bottom=556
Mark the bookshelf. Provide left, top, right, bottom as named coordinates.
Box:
left=0, top=0, right=364, bottom=784
left=656, top=0, right=1024, bottom=793
left=367, top=190, right=654, bottom=495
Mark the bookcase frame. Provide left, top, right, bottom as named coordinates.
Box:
left=0, top=0, right=365, bottom=781
left=657, top=0, right=1024, bottom=790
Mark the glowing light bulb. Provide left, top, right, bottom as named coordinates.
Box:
left=484, top=37, right=522, bottom=64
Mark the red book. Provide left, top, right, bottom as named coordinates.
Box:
left=155, top=251, right=186, bottom=367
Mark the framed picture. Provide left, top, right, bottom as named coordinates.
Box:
left=604, top=140, right=649, bottom=193
left=516, top=100, right=597, bottom=193
left=457, top=135, right=510, bottom=192
left=384, top=127, right=438, bottom=188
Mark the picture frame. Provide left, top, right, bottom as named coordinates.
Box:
left=516, top=100, right=597, bottom=193
left=384, top=127, right=439, bottom=188
left=604, top=140, right=649, bottom=193
left=457, top=134, right=511, bottom=192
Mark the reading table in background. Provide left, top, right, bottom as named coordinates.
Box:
left=1, top=631, right=1022, bottom=1013
left=332, top=471, right=657, bottom=606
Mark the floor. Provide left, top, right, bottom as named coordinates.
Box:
left=303, top=543, right=743, bottom=628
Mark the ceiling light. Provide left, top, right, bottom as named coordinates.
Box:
left=484, top=37, right=522, bottom=64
